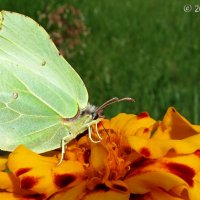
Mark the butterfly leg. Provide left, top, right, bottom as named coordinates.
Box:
left=57, top=134, right=71, bottom=165
left=88, top=125, right=101, bottom=143
left=95, top=123, right=102, bottom=140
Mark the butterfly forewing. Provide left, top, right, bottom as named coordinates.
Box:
left=0, top=11, right=88, bottom=152
left=0, top=11, right=88, bottom=117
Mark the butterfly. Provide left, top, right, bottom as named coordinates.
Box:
left=0, top=11, right=134, bottom=163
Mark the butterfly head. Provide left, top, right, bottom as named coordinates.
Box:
left=66, top=97, right=134, bottom=143
left=89, top=97, right=135, bottom=120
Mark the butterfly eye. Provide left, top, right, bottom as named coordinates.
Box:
left=92, top=112, right=98, bottom=120
left=80, top=110, right=86, bottom=116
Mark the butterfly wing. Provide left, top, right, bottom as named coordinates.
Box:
left=0, top=11, right=88, bottom=152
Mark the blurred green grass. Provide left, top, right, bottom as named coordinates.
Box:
left=0, top=0, right=200, bottom=123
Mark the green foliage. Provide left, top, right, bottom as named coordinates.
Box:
left=0, top=0, right=199, bottom=123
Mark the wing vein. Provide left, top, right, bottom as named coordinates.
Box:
left=2, top=65, right=67, bottom=116
left=21, top=121, right=61, bottom=138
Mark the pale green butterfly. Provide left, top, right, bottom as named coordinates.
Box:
left=0, top=11, right=133, bottom=163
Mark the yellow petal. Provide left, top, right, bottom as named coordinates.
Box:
left=0, top=172, right=17, bottom=192
left=90, top=143, right=108, bottom=171
left=102, top=113, right=156, bottom=137
left=125, top=153, right=200, bottom=195
left=172, top=169, right=200, bottom=200
left=182, top=181, right=200, bottom=200
left=0, top=171, right=36, bottom=197
left=183, top=134, right=200, bottom=147
left=0, top=192, right=22, bottom=200
left=157, top=169, right=200, bottom=200
left=125, top=171, right=186, bottom=194
left=0, top=156, right=7, bottom=171
left=127, top=135, right=200, bottom=158
left=7, top=145, right=85, bottom=198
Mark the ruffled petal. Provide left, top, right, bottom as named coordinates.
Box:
left=125, top=153, right=200, bottom=198
left=149, top=189, right=184, bottom=200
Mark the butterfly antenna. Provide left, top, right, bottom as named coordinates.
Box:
left=95, top=97, right=135, bottom=117
left=99, top=121, right=111, bottom=142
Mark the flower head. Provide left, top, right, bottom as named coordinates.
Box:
left=1, top=107, right=200, bottom=200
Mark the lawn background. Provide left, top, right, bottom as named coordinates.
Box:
left=0, top=0, right=200, bottom=123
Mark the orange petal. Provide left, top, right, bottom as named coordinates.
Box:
left=154, top=107, right=199, bottom=139
left=104, top=180, right=129, bottom=193
left=50, top=181, right=87, bottom=200
left=177, top=181, right=200, bottom=200
left=50, top=181, right=130, bottom=200
left=150, top=189, right=184, bottom=200
left=83, top=190, right=130, bottom=200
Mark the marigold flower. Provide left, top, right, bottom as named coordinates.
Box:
left=0, top=107, right=200, bottom=200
